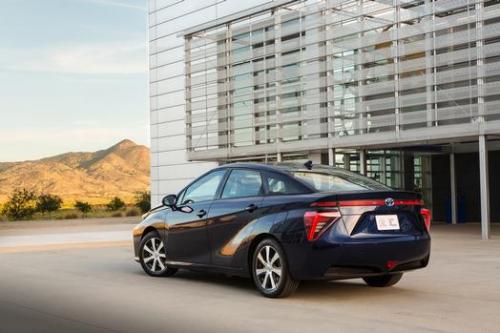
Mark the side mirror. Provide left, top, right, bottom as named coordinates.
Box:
left=162, top=194, right=177, bottom=208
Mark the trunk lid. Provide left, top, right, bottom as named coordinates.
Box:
left=312, top=191, right=426, bottom=236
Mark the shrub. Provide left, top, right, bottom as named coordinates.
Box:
left=111, top=212, right=123, bottom=218
left=63, top=213, right=79, bottom=219
left=106, top=197, right=125, bottom=211
left=125, top=208, right=141, bottom=217
left=1, top=188, right=37, bottom=220
left=74, top=201, right=92, bottom=218
left=36, top=194, right=62, bottom=217
left=134, top=190, right=151, bottom=213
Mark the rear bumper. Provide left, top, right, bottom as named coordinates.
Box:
left=286, top=235, right=431, bottom=280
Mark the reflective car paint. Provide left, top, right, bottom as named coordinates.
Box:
left=133, top=163, right=431, bottom=280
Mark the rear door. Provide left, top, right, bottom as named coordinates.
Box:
left=165, top=169, right=227, bottom=264
left=206, top=168, right=265, bottom=267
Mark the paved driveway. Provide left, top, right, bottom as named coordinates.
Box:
left=0, top=221, right=499, bottom=333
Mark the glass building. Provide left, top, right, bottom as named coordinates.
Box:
left=149, top=0, right=500, bottom=238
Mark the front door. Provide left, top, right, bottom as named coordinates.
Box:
left=165, top=169, right=226, bottom=264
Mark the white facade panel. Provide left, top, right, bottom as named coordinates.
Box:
left=158, top=119, right=185, bottom=137
left=158, top=162, right=215, bottom=180
left=149, top=0, right=287, bottom=205
left=157, top=149, right=186, bottom=165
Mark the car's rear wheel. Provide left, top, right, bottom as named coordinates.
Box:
left=139, top=232, right=177, bottom=277
left=251, top=238, right=299, bottom=298
left=363, top=273, right=403, bottom=287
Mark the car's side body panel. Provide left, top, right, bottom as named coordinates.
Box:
left=206, top=195, right=265, bottom=267
left=164, top=201, right=211, bottom=264
left=132, top=209, right=167, bottom=261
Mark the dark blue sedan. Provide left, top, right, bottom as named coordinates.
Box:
left=133, top=162, right=431, bottom=298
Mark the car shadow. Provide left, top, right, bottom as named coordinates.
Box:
left=293, top=280, right=415, bottom=301
left=132, top=268, right=416, bottom=300
left=174, top=270, right=256, bottom=291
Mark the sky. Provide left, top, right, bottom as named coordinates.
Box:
left=0, top=0, right=149, bottom=162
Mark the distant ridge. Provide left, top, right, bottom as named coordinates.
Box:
left=0, top=139, right=150, bottom=205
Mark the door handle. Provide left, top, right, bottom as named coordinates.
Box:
left=245, top=204, right=258, bottom=213
left=197, top=209, right=207, bottom=218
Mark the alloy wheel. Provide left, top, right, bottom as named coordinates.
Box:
left=142, top=237, right=167, bottom=273
left=255, top=245, right=282, bottom=291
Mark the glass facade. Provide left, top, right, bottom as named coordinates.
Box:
left=150, top=0, right=499, bottom=226
left=183, top=0, right=500, bottom=160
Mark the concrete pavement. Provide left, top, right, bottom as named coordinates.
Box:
left=0, top=221, right=499, bottom=332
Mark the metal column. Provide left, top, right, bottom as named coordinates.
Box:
left=450, top=152, right=457, bottom=225
left=328, top=148, right=335, bottom=166
left=343, top=154, right=351, bottom=171
left=360, top=150, right=366, bottom=175
left=479, top=135, right=490, bottom=240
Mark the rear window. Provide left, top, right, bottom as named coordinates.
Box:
left=292, top=171, right=389, bottom=192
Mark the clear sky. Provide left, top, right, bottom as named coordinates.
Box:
left=0, top=0, right=149, bottom=162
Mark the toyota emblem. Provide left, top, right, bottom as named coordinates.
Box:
left=385, top=198, right=395, bottom=207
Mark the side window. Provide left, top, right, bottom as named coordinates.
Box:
left=265, top=172, right=308, bottom=195
left=182, top=170, right=225, bottom=204
left=221, top=169, right=263, bottom=199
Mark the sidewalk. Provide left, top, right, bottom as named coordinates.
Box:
left=0, top=216, right=137, bottom=253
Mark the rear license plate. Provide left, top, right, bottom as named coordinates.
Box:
left=375, top=215, right=400, bottom=230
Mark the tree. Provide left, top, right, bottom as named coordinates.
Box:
left=74, top=201, right=91, bottom=218
left=106, top=197, right=125, bottom=211
left=1, top=188, right=37, bottom=220
left=134, top=191, right=151, bottom=213
left=36, top=194, right=62, bottom=217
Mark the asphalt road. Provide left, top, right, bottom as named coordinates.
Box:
left=0, top=220, right=499, bottom=333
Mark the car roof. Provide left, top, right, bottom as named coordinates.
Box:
left=214, top=162, right=337, bottom=174
left=215, top=162, right=391, bottom=191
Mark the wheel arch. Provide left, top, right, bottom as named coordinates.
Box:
left=142, top=226, right=159, bottom=239
left=247, top=233, right=281, bottom=274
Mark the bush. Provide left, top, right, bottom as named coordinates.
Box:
left=125, top=208, right=141, bottom=217
left=111, top=212, right=123, bottom=218
left=106, top=197, right=125, bottom=211
left=36, top=194, right=62, bottom=217
left=134, top=191, right=151, bottom=213
left=74, top=201, right=92, bottom=218
left=1, top=188, right=37, bottom=220
left=63, top=213, right=79, bottom=219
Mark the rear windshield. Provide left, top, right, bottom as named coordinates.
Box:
left=292, top=170, right=389, bottom=192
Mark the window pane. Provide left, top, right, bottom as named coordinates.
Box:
left=183, top=170, right=225, bottom=203
left=293, top=171, right=388, bottom=192
left=266, top=173, right=306, bottom=195
left=294, top=172, right=365, bottom=192
left=221, top=170, right=263, bottom=199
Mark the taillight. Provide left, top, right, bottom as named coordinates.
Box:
left=420, top=208, right=431, bottom=231
left=303, top=211, right=341, bottom=241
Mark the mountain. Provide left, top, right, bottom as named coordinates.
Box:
left=0, top=139, right=150, bottom=205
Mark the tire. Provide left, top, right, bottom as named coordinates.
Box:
left=139, top=231, right=178, bottom=277
left=363, top=273, right=403, bottom=287
left=251, top=238, right=300, bottom=298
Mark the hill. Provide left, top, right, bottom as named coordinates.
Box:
left=0, top=139, right=150, bottom=205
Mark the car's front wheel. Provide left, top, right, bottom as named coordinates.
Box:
left=139, top=232, right=177, bottom=277
left=251, top=238, right=300, bottom=298
left=363, top=273, right=403, bottom=287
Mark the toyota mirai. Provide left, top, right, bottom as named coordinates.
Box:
left=133, top=162, right=431, bottom=298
